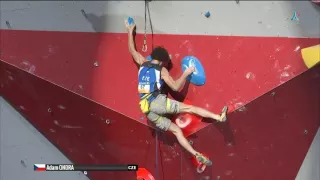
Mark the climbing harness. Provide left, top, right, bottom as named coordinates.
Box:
left=142, top=0, right=154, bottom=52
left=138, top=61, right=161, bottom=113
left=139, top=94, right=153, bottom=113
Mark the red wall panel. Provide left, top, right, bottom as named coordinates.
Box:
left=1, top=30, right=319, bottom=134
left=1, top=59, right=319, bottom=180
left=1, top=29, right=319, bottom=179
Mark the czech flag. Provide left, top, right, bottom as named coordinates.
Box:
left=34, top=164, right=46, bottom=171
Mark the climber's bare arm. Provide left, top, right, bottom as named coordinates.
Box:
left=125, top=20, right=147, bottom=66
left=161, top=67, right=194, bottom=91
left=127, top=32, right=147, bottom=65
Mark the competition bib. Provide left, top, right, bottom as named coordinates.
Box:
left=138, top=83, right=151, bottom=94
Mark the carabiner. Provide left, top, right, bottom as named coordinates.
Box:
left=142, top=38, right=147, bottom=52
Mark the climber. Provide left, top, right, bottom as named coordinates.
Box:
left=125, top=20, right=228, bottom=166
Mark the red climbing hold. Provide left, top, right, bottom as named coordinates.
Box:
left=174, top=99, right=202, bottom=136
left=136, top=168, right=155, bottom=180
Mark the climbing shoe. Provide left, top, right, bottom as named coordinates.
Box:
left=195, top=153, right=212, bottom=166
left=220, top=106, right=228, bottom=122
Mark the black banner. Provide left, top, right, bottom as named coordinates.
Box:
left=45, top=164, right=138, bottom=171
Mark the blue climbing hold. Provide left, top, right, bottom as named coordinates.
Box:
left=181, top=56, right=206, bottom=86
left=128, top=17, right=134, bottom=25
left=204, top=11, right=211, bottom=18
left=146, top=55, right=152, bottom=61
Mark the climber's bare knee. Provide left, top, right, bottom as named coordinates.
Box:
left=168, top=122, right=183, bottom=136
left=179, top=103, right=195, bottom=114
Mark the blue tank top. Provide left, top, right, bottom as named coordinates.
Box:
left=138, top=62, right=164, bottom=101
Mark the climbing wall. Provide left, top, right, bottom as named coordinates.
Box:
left=0, top=97, right=89, bottom=180
left=0, top=1, right=319, bottom=180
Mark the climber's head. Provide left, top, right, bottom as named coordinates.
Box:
left=151, top=46, right=170, bottom=66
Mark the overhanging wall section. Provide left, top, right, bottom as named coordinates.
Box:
left=184, top=64, right=320, bottom=180
left=1, top=62, right=320, bottom=180
left=0, top=61, right=160, bottom=180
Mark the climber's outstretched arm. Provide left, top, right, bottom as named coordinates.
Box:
left=128, top=32, right=147, bottom=65
left=161, top=66, right=195, bottom=91
left=125, top=20, right=147, bottom=66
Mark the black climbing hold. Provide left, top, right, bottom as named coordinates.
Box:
left=81, top=9, right=87, bottom=18
left=20, top=160, right=27, bottom=167
left=6, top=21, right=12, bottom=29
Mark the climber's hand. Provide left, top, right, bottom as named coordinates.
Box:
left=124, top=20, right=136, bottom=34
left=185, top=66, right=195, bottom=75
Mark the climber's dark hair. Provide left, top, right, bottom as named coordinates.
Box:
left=151, top=46, right=170, bottom=62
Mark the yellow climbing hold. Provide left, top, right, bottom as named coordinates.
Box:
left=301, top=44, right=320, bottom=69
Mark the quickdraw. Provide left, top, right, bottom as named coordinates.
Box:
left=142, top=0, right=153, bottom=52
left=142, top=34, right=148, bottom=52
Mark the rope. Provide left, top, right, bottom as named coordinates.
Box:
left=142, top=0, right=154, bottom=52
left=142, top=2, right=159, bottom=179
left=147, top=1, right=154, bottom=50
